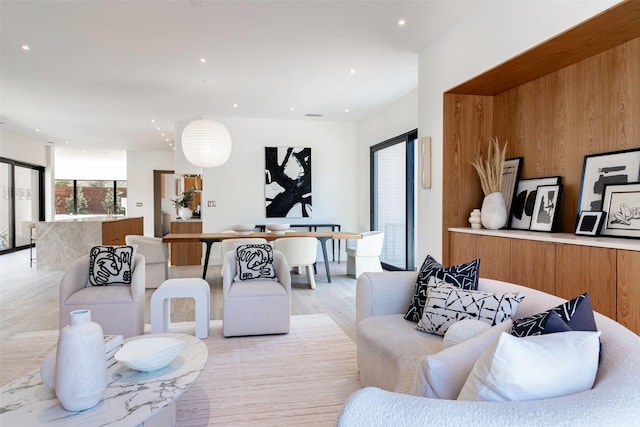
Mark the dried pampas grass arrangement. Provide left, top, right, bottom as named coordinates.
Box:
left=471, top=138, right=507, bottom=196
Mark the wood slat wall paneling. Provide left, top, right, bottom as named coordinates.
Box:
left=616, top=250, right=640, bottom=334
left=555, top=244, right=617, bottom=319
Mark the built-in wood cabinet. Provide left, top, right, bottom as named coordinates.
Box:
left=443, top=2, right=640, bottom=334
left=169, top=220, right=202, bottom=266
left=102, top=217, right=143, bottom=245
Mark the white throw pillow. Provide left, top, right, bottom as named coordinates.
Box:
left=443, top=319, right=491, bottom=349
left=411, top=319, right=513, bottom=399
left=457, top=331, right=601, bottom=402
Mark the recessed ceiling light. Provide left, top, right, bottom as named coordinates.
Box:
left=156, top=127, right=160, bottom=130
left=290, top=107, right=295, bottom=111
left=151, top=119, right=155, bottom=123
left=22, top=44, right=30, bottom=51
left=200, top=58, right=206, bottom=63
left=166, top=138, right=169, bottom=142
left=345, top=109, right=350, bottom=113
left=65, top=140, right=69, bottom=144
left=350, top=69, right=356, bottom=74
left=35, top=128, right=40, bottom=132
left=161, top=133, right=165, bottom=136
left=398, top=19, right=406, bottom=26
left=233, top=103, right=238, bottom=108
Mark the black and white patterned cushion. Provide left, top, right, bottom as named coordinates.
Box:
left=404, top=256, right=480, bottom=322
left=417, top=283, right=526, bottom=336
left=234, top=244, right=277, bottom=281
left=510, top=293, right=596, bottom=337
left=88, top=245, right=135, bottom=286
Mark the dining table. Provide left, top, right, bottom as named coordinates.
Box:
left=162, top=231, right=362, bottom=282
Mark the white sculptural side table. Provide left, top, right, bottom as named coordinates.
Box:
left=0, top=333, right=207, bottom=427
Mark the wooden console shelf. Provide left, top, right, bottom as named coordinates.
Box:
left=449, top=228, right=640, bottom=334
left=442, top=2, right=640, bottom=335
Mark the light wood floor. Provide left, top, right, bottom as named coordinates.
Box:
left=0, top=249, right=358, bottom=344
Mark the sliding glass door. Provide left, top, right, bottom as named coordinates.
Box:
left=370, top=130, right=417, bottom=271
left=0, top=158, right=44, bottom=253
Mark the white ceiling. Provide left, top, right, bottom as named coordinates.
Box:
left=1, top=0, right=476, bottom=153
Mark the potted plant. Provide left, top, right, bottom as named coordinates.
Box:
left=171, top=188, right=196, bottom=220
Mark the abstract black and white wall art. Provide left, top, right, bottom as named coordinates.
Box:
left=530, top=184, right=562, bottom=232
left=601, top=182, right=640, bottom=238
left=511, top=176, right=562, bottom=230
left=265, top=146, right=312, bottom=218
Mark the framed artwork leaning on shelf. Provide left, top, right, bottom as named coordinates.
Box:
left=530, top=184, right=562, bottom=232
left=510, top=176, right=562, bottom=230
left=577, top=148, right=640, bottom=219
left=575, top=211, right=606, bottom=236
left=501, top=157, right=523, bottom=228
left=601, top=182, right=640, bottom=238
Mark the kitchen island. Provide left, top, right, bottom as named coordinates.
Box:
left=36, top=216, right=143, bottom=271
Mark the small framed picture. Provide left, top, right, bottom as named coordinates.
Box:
left=575, top=211, right=606, bottom=236
left=530, top=184, right=562, bottom=232
left=501, top=157, right=523, bottom=227
left=510, top=176, right=562, bottom=230
left=601, top=182, right=640, bottom=238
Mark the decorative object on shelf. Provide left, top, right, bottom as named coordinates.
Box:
left=266, top=223, right=290, bottom=234
left=172, top=187, right=196, bottom=219
left=468, top=209, right=482, bottom=229
left=471, top=138, right=508, bottom=229
left=114, top=337, right=185, bottom=372
left=511, top=176, right=562, bottom=230
left=575, top=211, right=606, bottom=236
left=421, top=136, right=432, bottom=189
left=529, top=184, right=563, bottom=232
left=265, top=146, right=312, bottom=218
left=600, top=182, right=640, bottom=238
left=577, top=148, right=640, bottom=219
left=181, top=81, right=232, bottom=168
left=501, top=157, right=523, bottom=227
left=55, top=309, right=107, bottom=412
left=231, top=224, right=255, bottom=235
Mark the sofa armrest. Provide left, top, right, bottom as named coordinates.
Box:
left=356, top=271, right=417, bottom=324
left=59, top=255, right=91, bottom=304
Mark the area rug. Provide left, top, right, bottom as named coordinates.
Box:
left=0, top=314, right=361, bottom=426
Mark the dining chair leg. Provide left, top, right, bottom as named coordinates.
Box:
left=306, top=264, right=316, bottom=290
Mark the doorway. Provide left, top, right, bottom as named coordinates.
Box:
left=153, top=170, right=175, bottom=237
left=370, top=129, right=417, bottom=271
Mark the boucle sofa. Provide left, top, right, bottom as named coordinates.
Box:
left=336, top=271, right=640, bottom=426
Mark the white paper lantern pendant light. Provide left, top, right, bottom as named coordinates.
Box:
left=182, top=81, right=232, bottom=168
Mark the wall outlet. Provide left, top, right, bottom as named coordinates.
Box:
left=208, top=201, right=216, bottom=207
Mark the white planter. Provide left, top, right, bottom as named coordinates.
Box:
left=55, top=309, right=107, bottom=412
left=178, top=207, right=192, bottom=220
left=481, top=192, right=508, bottom=230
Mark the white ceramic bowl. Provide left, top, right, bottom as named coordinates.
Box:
left=115, top=337, right=185, bottom=372
left=266, top=223, right=290, bottom=234
left=231, top=224, right=255, bottom=235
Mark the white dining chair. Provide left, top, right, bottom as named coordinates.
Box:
left=273, top=237, right=318, bottom=289
left=346, top=231, right=384, bottom=278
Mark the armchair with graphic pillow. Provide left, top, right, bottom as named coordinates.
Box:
left=337, top=256, right=640, bottom=426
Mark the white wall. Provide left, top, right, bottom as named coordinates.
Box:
left=126, top=150, right=175, bottom=236
left=0, top=125, right=48, bottom=166
left=415, top=0, right=620, bottom=263
left=357, top=89, right=419, bottom=231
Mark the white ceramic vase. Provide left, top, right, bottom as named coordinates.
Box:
left=55, top=309, right=107, bottom=412
left=178, top=207, right=192, bottom=220
left=481, top=192, right=507, bottom=230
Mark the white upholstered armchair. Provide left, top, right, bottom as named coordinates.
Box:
left=222, top=249, right=291, bottom=337
left=125, top=235, right=168, bottom=289
left=59, top=254, right=145, bottom=337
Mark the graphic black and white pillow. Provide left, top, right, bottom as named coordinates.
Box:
left=404, top=256, right=480, bottom=322
left=510, top=293, right=596, bottom=337
left=88, top=245, right=135, bottom=286
left=234, top=244, right=277, bottom=281
left=417, top=283, right=525, bottom=336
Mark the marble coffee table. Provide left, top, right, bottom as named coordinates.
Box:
left=0, top=333, right=207, bottom=426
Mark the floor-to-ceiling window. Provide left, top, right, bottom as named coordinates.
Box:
left=54, top=180, right=127, bottom=218
left=370, top=129, right=417, bottom=271
left=0, top=158, right=44, bottom=253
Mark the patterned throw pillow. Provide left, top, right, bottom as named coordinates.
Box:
left=417, top=283, right=525, bottom=336
left=234, top=244, right=277, bottom=281
left=88, top=245, right=135, bottom=286
left=404, top=256, right=480, bottom=322
left=510, top=293, right=596, bottom=337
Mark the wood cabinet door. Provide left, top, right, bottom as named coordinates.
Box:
left=475, top=235, right=511, bottom=282
left=510, top=239, right=555, bottom=295
left=555, top=244, right=616, bottom=319
left=448, top=232, right=477, bottom=266
left=617, top=250, right=640, bottom=334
